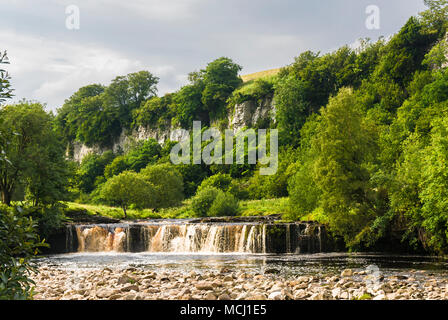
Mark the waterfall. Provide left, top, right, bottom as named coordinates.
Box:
left=67, top=221, right=327, bottom=254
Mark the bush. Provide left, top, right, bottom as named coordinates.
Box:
left=208, top=191, right=239, bottom=217
left=0, top=205, right=45, bottom=300
left=191, top=187, right=220, bottom=217
left=197, top=173, right=232, bottom=193
left=191, top=186, right=240, bottom=217
left=140, top=163, right=185, bottom=210
left=27, top=204, right=67, bottom=240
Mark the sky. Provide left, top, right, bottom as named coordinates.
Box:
left=1, top=0, right=427, bottom=111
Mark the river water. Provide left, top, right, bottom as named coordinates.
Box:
left=35, top=252, right=448, bottom=280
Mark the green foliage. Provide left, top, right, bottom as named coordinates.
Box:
left=191, top=186, right=220, bottom=217
left=229, top=76, right=276, bottom=106
left=201, top=57, right=243, bottom=121
left=139, top=163, right=184, bottom=210
left=0, top=102, right=70, bottom=206
left=312, top=88, right=379, bottom=247
left=0, top=205, right=45, bottom=300
left=125, top=138, right=162, bottom=172
left=99, top=171, right=155, bottom=218
left=197, top=173, right=232, bottom=193
left=0, top=50, right=13, bottom=104
left=56, top=71, right=158, bottom=148
left=132, top=94, right=175, bottom=129
left=77, top=151, right=115, bottom=194
left=247, top=147, right=297, bottom=199
left=173, top=83, right=208, bottom=128
left=208, top=191, right=239, bottom=217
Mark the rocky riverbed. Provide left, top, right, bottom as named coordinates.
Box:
left=30, top=266, right=448, bottom=300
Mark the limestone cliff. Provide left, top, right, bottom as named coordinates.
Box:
left=71, top=95, right=276, bottom=162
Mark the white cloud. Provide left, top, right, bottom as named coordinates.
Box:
left=1, top=29, right=177, bottom=110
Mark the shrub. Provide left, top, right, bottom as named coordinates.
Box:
left=208, top=191, right=240, bottom=217
left=191, top=187, right=220, bottom=217
left=0, top=205, right=45, bottom=300
left=197, top=173, right=232, bottom=193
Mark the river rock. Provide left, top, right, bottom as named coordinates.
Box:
left=121, top=284, right=139, bottom=292
left=268, top=291, right=283, bottom=300
left=195, top=282, right=214, bottom=291
left=341, top=269, right=353, bottom=277
left=205, top=292, right=217, bottom=300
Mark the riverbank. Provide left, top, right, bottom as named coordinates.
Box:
left=30, top=265, right=448, bottom=300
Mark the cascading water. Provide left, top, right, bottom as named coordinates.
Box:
left=74, top=223, right=268, bottom=254
left=58, top=220, right=332, bottom=255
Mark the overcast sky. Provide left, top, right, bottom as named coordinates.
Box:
left=1, top=0, right=427, bottom=111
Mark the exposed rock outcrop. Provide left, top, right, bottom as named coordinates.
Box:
left=71, top=96, right=275, bottom=162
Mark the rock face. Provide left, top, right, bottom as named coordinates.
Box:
left=71, top=96, right=275, bottom=162
left=230, top=96, right=276, bottom=133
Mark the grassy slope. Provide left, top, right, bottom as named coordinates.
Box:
left=241, top=68, right=281, bottom=82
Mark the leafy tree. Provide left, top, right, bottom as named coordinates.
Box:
left=132, top=94, right=175, bottom=129
left=104, top=155, right=129, bottom=179
left=0, top=102, right=70, bottom=206
left=0, top=51, right=13, bottom=104
left=139, top=163, right=184, bottom=210
left=200, top=57, right=243, bottom=121
left=126, top=138, right=162, bottom=172
left=105, top=71, right=159, bottom=129
left=100, top=171, right=155, bottom=218
left=420, top=0, right=448, bottom=35
left=173, top=83, right=208, bottom=128
left=77, top=151, right=115, bottom=194
left=55, top=84, right=105, bottom=146
left=313, top=88, right=379, bottom=247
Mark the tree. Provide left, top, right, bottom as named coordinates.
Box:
left=139, top=163, right=184, bottom=210
left=420, top=0, right=448, bottom=35
left=200, top=57, right=243, bottom=121
left=313, top=88, right=379, bottom=247
left=0, top=102, right=70, bottom=206
left=105, top=71, right=159, bottom=129
left=100, top=171, right=155, bottom=218
left=77, top=151, right=115, bottom=194
left=0, top=51, right=13, bottom=104
left=126, top=138, right=162, bottom=172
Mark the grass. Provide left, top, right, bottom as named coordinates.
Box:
left=241, top=68, right=281, bottom=82
left=65, top=197, right=295, bottom=221
left=239, top=198, right=290, bottom=217
left=65, top=202, right=162, bottom=220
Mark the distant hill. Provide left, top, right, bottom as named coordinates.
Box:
left=241, top=68, right=280, bottom=82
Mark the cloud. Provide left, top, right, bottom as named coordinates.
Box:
left=1, top=0, right=428, bottom=111
left=1, top=29, right=179, bottom=110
